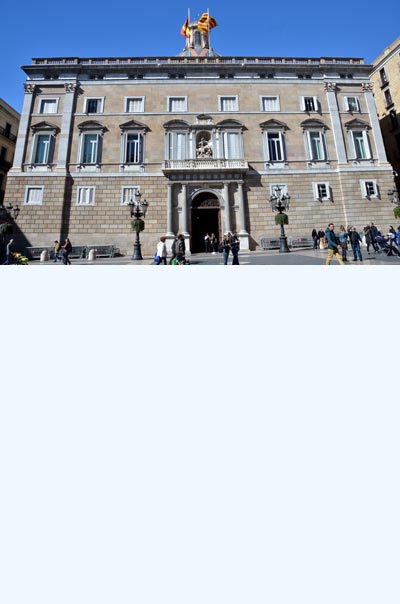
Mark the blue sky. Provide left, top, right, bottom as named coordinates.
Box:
left=1, top=1, right=399, bottom=113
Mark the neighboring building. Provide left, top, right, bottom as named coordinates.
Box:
left=0, top=98, right=19, bottom=205
left=370, top=37, right=400, bottom=198
left=5, top=17, right=397, bottom=255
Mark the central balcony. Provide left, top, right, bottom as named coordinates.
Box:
left=162, top=158, right=248, bottom=174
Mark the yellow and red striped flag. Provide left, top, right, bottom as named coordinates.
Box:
left=197, top=12, right=217, bottom=33
left=180, top=17, right=190, bottom=38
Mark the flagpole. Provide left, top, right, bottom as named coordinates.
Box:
left=207, top=7, right=210, bottom=49
left=188, top=7, right=191, bottom=47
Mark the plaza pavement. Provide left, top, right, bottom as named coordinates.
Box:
left=26, top=247, right=400, bottom=266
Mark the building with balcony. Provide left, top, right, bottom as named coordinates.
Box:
left=0, top=98, right=20, bottom=205
left=370, top=37, right=400, bottom=196
left=4, top=18, right=397, bottom=255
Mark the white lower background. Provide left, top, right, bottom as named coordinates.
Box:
left=1, top=267, right=398, bottom=604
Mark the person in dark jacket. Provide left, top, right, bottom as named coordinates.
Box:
left=325, top=223, right=344, bottom=265
left=229, top=230, right=240, bottom=265
left=349, top=227, right=363, bottom=262
left=369, top=223, right=379, bottom=252
left=311, top=228, right=318, bottom=250
left=176, top=234, right=186, bottom=264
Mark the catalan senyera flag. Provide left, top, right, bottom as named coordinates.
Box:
left=197, top=12, right=218, bottom=33
left=180, top=17, right=190, bottom=38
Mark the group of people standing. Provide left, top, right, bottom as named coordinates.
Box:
left=204, top=233, right=218, bottom=254
left=318, top=222, right=400, bottom=265
left=154, top=230, right=241, bottom=265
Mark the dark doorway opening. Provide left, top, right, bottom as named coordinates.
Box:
left=191, top=193, right=221, bottom=253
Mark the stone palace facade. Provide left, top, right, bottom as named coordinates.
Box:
left=4, top=19, right=397, bottom=255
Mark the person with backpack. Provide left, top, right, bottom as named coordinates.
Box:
left=325, top=223, right=344, bottom=265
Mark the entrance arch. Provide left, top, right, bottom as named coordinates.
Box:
left=191, top=191, right=221, bottom=253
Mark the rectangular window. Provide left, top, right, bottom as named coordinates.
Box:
left=261, top=96, right=280, bottom=111
left=390, top=110, right=398, bottom=130
left=380, top=68, right=388, bottom=86
left=308, top=131, right=325, bottom=160
left=0, top=146, right=6, bottom=161
left=302, top=96, right=318, bottom=112
left=352, top=131, right=369, bottom=159
left=125, top=133, right=143, bottom=163
left=313, top=182, right=331, bottom=201
left=222, top=132, right=241, bottom=158
left=384, top=89, right=393, bottom=107
left=33, top=134, right=52, bottom=164
left=167, top=132, right=187, bottom=160
left=219, top=96, right=239, bottom=111
left=77, top=186, right=95, bottom=205
left=121, top=186, right=140, bottom=205
left=126, top=97, right=145, bottom=113
left=168, top=97, right=187, bottom=112
left=85, top=98, right=103, bottom=113
left=81, top=134, right=99, bottom=164
left=266, top=132, right=283, bottom=161
left=40, top=99, right=58, bottom=114
left=345, top=96, right=360, bottom=112
left=361, top=180, right=378, bottom=198
left=25, top=186, right=44, bottom=205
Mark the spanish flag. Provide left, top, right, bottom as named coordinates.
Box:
left=180, top=17, right=190, bottom=38
left=197, top=12, right=217, bottom=33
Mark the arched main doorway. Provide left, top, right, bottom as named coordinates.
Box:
left=191, top=192, right=221, bottom=253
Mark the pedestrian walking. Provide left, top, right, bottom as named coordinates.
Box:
left=204, top=233, right=211, bottom=253
left=318, top=227, right=326, bottom=250
left=169, top=235, right=178, bottom=264
left=53, top=240, right=61, bottom=262
left=338, top=226, right=349, bottom=262
left=61, top=237, right=72, bottom=265
left=325, top=223, right=344, bottom=265
left=210, top=233, right=217, bottom=254
left=369, top=222, right=379, bottom=252
left=3, top=238, right=14, bottom=265
left=221, top=234, right=231, bottom=265
left=311, top=228, right=318, bottom=250
left=349, top=227, right=363, bottom=262
left=176, top=234, right=186, bottom=264
left=155, top=236, right=167, bottom=265
left=229, top=230, right=240, bottom=265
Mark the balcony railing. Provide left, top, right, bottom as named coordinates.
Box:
left=0, top=127, right=17, bottom=142
left=163, top=158, right=248, bottom=172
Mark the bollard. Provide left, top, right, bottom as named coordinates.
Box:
left=88, top=248, right=97, bottom=261
left=40, top=249, right=49, bottom=262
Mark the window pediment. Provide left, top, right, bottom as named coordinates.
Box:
left=217, top=119, right=246, bottom=131
left=31, top=121, right=60, bottom=135
left=78, top=120, right=108, bottom=135
left=119, top=119, right=149, bottom=132
left=163, top=119, right=189, bottom=130
left=300, top=118, right=328, bottom=132
left=196, top=114, right=214, bottom=124
left=260, top=119, right=288, bottom=131
left=345, top=118, right=371, bottom=131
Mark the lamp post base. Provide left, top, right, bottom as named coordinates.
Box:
left=132, top=241, right=143, bottom=260
left=279, top=236, right=290, bottom=253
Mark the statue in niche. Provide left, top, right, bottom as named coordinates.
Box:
left=196, top=137, right=213, bottom=158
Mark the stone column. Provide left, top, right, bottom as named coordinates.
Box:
left=222, top=182, right=231, bottom=233
left=166, top=183, right=174, bottom=236
left=181, top=183, right=191, bottom=255
left=11, top=83, right=36, bottom=172
left=56, top=82, right=77, bottom=171
left=325, top=82, right=347, bottom=164
left=363, top=82, right=389, bottom=164
left=237, top=181, right=249, bottom=251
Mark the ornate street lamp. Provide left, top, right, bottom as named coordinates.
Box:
left=0, top=203, right=20, bottom=220
left=128, top=189, right=148, bottom=260
left=387, top=189, right=399, bottom=205
left=270, top=185, right=291, bottom=253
